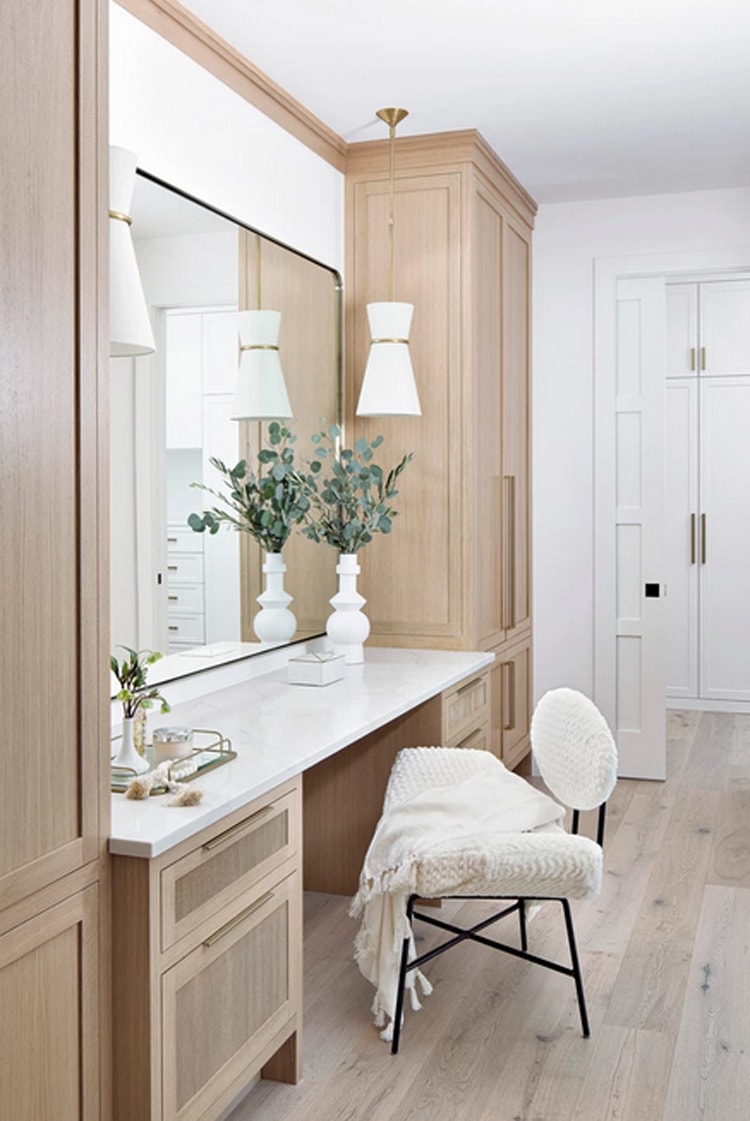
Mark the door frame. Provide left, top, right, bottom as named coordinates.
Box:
left=593, top=247, right=750, bottom=767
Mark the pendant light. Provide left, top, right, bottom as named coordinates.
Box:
left=109, top=146, right=156, bottom=357
left=231, top=235, right=293, bottom=420
left=356, top=108, right=421, bottom=417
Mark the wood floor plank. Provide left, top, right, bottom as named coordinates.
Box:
left=603, top=787, right=719, bottom=1031
left=568, top=1026, right=677, bottom=1121
left=680, top=711, right=733, bottom=790
left=662, top=885, right=750, bottom=1121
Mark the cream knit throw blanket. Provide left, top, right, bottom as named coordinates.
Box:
left=350, top=760, right=565, bottom=1039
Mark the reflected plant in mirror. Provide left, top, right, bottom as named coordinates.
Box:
left=188, top=423, right=310, bottom=643
left=188, top=423, right=309, bottom=552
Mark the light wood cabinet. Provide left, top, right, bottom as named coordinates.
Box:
left=0, top=1, right=108, bottom=1119
left=112, top=779, right=302, bottom=1121
left=344, top=130, right=535, bottom=764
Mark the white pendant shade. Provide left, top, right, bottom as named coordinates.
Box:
left=109, top=146, right=155, bottom=357
left=356, top=301, right=421, bottom=417
left=231, top=309, right=293, bottom=420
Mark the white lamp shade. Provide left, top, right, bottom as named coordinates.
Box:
left=356, top=301, right=421, bottom=417
left=231, top=309, right=293, bottom=420
left=109, top=146, right=155, bottom=357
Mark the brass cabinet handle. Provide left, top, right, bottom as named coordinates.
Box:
left=202, top=892, right=274, bottom=948
left=701, top=346, right=707, bottom=371
left=504, top=475, right=516, bottom=631
left=168, top=625, right=179, bottom=632
left=457, top=676, right=483, bottom=696
left=690, top=513, right=696, bottom=564
left=168, top=595, right=178, bottom=601
left=502, top=660, right=516, bottom=731
left=202, top=804, right=274, bottom=851
left=701, top=513, right=707, bottom=564
left=168, top=565, right=178, bottom=571
left=167, top=536, right=178, bottom=543
left=457, top=727, right=483, bottom=749
left=690, top=347, right=696, bottom=371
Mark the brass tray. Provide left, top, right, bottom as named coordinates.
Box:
left=111, top=728, right=235, bottom=794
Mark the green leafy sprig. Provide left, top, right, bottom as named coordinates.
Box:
left=301, top=425, right=413, bottom=554
left=110, top=645, right=170, bottom=720
left=188, top=422, right=310, bottom=554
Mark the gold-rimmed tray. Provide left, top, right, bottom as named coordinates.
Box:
left=111, top=728, right=235, bottom=794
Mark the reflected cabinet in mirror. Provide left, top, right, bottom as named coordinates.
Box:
left=110, top=171, right=341, bottom=673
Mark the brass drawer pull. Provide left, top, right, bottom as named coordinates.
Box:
left=202, top=892, right=274, bottom=947
left=503, top=660, right=516, bottom=731
left=202, top=805, right=274, bottom=851
left=457, top=727, right=483, bottom=749
left=456, top=676, right=483, bottom=697
left=167, top=536, right=178, bottom=543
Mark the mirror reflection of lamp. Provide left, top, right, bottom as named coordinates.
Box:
left=356, top=108, right=421, bottom=418
left=109, top=146, right=156, bottom=357
left=231, top=236, right=293, bottom=420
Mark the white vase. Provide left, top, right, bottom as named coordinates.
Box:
left=253, top=552, right=296, bottom=643
left=112, top=715, right=149, bottom=774
left=326, top=552, right=370, bottom=665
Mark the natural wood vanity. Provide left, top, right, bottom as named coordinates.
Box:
left=110, top=648, right=493, bottom=1121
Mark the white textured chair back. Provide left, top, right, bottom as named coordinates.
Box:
left=531, top=688, right=617, bottom=811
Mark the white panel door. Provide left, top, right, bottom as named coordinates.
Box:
left=666, top=284, right=698, bottom=379
left=699, top=375, right=750, bottom=700
left=665, top=379, right=699, bottom=698
left=614, top=277, right=666, bottom=779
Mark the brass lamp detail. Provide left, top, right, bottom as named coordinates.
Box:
left=355, top=107, right=421, bottom=417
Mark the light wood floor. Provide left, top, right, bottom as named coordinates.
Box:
left=228, top=711, right=750, bottom=1121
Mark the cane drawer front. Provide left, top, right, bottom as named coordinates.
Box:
left=160, top=785, right=300, bottom=953
left=161, top=866, right=301, bottom=1121
left=442, top=671, right=490, bottom=744
left=452, top=720, right=491, bottom=753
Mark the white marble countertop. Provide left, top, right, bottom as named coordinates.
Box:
left=110, top=647, right=494, bottom=859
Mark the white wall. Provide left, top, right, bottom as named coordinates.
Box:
left=533, top=186, right=750, bottom=703
left=109, top=2, right=344, bottom=271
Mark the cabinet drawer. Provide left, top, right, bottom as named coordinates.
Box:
left=162, top=867, right=300, bottom=1121
left=166, top=614, right=205, bottom=646
left=167, top=554, right=204, bottom=584
left=167, top=527, right=203, bottom=553
left=166, top=584, right=204, bottom=614
left=452, top=720, right=491, bottom=752
left=442, top=671, right=490, bottom=743
left=160, top=786, right=301, bottom=952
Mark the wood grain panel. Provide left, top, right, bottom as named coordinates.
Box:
left=502, top=222, right=532, bottom=639
left=0, top=0, right=107, bottom=909
left=348, top=173, right=463, bottom=644
left=0, top=885, right=99, bottom=1121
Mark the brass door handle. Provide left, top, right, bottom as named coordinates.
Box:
left=502, top=660, right=516, bottom=731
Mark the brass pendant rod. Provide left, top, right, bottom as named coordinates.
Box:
left=256, top=234, right=262, bottom=309
left=376, top=108, right=408, bottom=303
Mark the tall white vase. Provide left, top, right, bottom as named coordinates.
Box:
left=112, top=715, right=149, bottom=774
left=326, top=552, right=370, bottom=665
left=253, top=552, right=296, bottom=643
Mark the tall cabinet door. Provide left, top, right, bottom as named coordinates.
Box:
left=0, top=2, right=107, bottom=1119
left=699, top=375, right=750, bottom=701
left=664, top=379, right=699, bottom=698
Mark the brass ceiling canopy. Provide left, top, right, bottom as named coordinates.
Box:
left=375, top=107, right=409, bottom=130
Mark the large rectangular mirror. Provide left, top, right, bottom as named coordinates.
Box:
left=110, top=170, right=341, bottom=680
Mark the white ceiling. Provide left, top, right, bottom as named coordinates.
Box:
left=178, top=0, right=750, bottom=204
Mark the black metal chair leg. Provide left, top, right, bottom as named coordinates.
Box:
left=518, top=900, right=528, bottom=952
left=390, top=933, right=411, bottom=1054
left=561, top=898, right=590, bottom=1037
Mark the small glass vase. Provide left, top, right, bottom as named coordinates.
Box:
left=326, top=552, right=370, bottom=665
